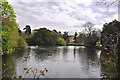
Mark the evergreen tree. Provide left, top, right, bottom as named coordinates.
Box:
left=23, top=25, right=31, bottom=34
left=74, top=32, right=77, bottom=43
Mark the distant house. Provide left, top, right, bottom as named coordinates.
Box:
left=68, top=36, right=74, bottom=43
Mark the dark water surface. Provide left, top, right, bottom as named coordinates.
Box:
left=3, top=46, right=102, bottom=78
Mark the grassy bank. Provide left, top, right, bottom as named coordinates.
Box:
left=67, top=43, right=84, bottom=46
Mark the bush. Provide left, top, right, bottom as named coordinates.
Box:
left=17, top=37, right=27, bottom=49
left=84, top=37, right=96, bottom=48
left=57, top=38, right=66, bottom=46
left=2, top=24, right=19, bottom=54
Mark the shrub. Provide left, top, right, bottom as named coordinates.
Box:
left=17, top=37, right=27, bottom=49
left=84, top=40, right=96, bottom=48
left=57, top=38, right=66, bottom=46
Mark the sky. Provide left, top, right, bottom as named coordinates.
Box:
left=7, top=0, right=118, bottom=34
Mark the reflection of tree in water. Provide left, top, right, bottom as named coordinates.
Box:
left=2, top=50, right=26, bottom=78
left=21, top=48, right=31, bottom=62
left=2, top=55, right=16, bottom=78
left=85, top=48, right=100, bottom=70
left=73, top=46, right=76, bottom=59
left=62, top=46, right=69, bottom=59
left=33, top=46, right=58, bottom=61
left=78, top=47, right=84, bottom=52
left=100, top=50, right=118, bottom=78
left=84, top=48, right=98, bottom=62
left=62, top=47, right=68, bottom=54
left=78, top=48, right=100, bottom=70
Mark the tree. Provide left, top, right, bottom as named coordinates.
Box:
left=1, top=0, right=27, bottom=54
left=23, top=25, right=31, bottom=34
left=101, top=20, right=120, bottom=78
left=53, top=29, right=58, bottom=33
left=27, top=28, right=65, bottom=46
left=63, top=31, right=69, bottom=43
left=96, top=1, right=120, bottom=78
left=74, top=32, right=77, bottom=43
left=57, top=37, right=66, bottom=46
left=96, top=0, right=118, bottom=10
left=77, top=32, right=85, bottom=44
left=101, top=20, right=120, bottom=47
left=83, top=22, right=94, bottom=37
left=59, top=31, right=62, bottom=34
left=83, top=22, right=100, bottom=48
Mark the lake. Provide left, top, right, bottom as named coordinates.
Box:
left=2, top=46, right=104, bottom=78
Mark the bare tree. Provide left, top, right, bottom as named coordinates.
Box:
left=82, top=22, right=95, bottom=37
left=96, top=0, right=119, bottom=7
left=82, top=22, right=101, bottom=47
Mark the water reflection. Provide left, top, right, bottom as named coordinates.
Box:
left=2, top=50, right=26, bottom=78
left=3, top=46, right=103, bottom=78
left=73, top=46, right=76, bottom=59
left=33, top=46, right=59, bottom=61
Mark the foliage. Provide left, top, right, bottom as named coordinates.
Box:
left=74, top=32, right=77, bottom=43
left=17, top=37, right=27, bottom=49
left=20, top=31, right=34, bottom=46
left=77, top=32, right=85, bottom=44
left=63, top=31, right=69, bottom=43
left=102, top=20, right=119, bottom=34
left=101, top=20, right=120, bottom=47
left=1, top=1, right=16, bottom=21
left=100, top=33, right=119, bottom=78
left=101, top=20, right=120, bottom=78
left=1, top=1, right=27, bottom=54
left=82, top=22, right=94, bottom=36
left=57, top=37, right=66, bottom=46
left=84, top=38, right=95, bottom=48
left=23, top=25, right=31, bottom=34
left=26, top=28, right=65, bottom=46
left=82, top=22, right=100, bottom=48
left=20, top=32, right=30, bottom=40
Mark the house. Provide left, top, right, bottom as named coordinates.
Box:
left=68, top=36, right=74, bottom=43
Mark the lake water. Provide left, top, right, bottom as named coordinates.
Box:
left=3, top=46, right=103, bottom=78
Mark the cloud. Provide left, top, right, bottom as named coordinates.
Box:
left=8, top=0, right=118, bottom=34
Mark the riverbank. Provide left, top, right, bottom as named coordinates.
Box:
left=67, top=43, right=84, bottom=46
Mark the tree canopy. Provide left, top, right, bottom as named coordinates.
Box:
left=26, top=28, right=66, bottom=46
left=83, top=22, right=100, bottom=48
left=1, top=0, right=27, bottom=54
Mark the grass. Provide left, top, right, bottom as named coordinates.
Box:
left=67, top=43, right=84, bottom=46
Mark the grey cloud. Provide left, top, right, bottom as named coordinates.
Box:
left=10, top=1, right=117, bottom=34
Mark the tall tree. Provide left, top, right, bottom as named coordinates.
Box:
left=74, top=32, right=77, bottom=43
left=1, top=0, right=27, bottom=54
left=63, top=31, right=69, bottom=43
left=82, top=22, right=94, bottom=37
left=101, top=20, right=120, bottom=78
left=23, top=25, right=31, bottom=34
left=83, top=22, right=99, bottom=48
